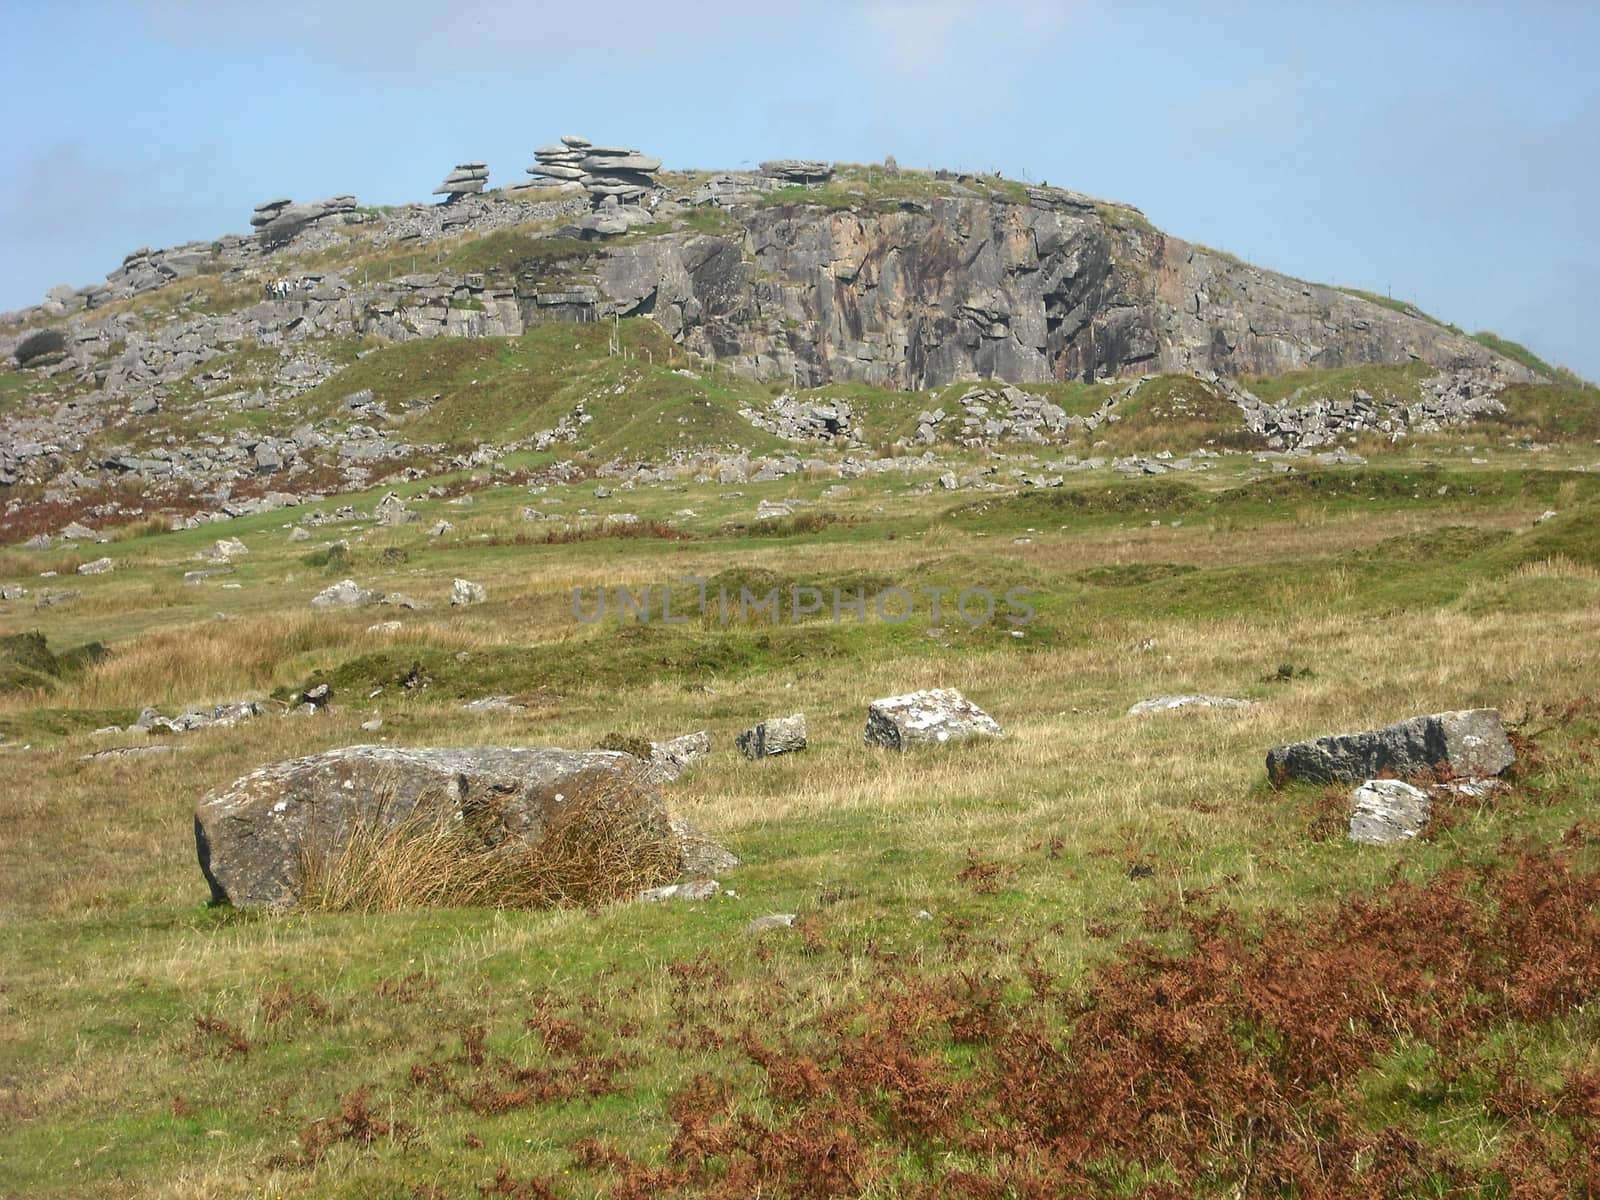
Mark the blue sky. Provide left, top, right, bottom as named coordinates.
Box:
left=2, top=1, right=1596, bottom=377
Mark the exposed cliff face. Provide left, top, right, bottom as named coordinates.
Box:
left=582, top=191, right=1531, bottom=390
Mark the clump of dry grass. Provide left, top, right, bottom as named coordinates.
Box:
left=1513, top=554, right=1600, bottom=581
left=297, top=776, right=678, bottom=913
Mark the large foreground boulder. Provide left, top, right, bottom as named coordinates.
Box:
left=1267, top=708, right=1515, bottom=785
left=194, top=746, right=673, bottom=908
left=864, top=688, right=1003, bottom=750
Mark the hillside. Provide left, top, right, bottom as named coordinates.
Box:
left=2, top=158, right=1590, bottom=541
left=3, top=153, right=1600, bottom=1200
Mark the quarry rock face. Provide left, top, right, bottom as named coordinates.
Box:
left=193, top=745, right=669, bottom=908
left=1267, top=708, right=1516, bottom=785
left=587, top=193, right=1533, bottom=390
left=864, top=688, right=1003, bottom=749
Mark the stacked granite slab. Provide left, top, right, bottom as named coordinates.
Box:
left=433, top=163, right=489, bottom=201
left=528, top=136, right=662, bottom=205
left=250, top=196, right=358, bottom=242
left=759, top=160, right=834, bottom=185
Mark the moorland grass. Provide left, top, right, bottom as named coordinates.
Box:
left=2, top=390, right=1599, bottom=1197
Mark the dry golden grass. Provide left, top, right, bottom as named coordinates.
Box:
left=1513, top=553, right=1600, bottom=581
left=298, top=770, right=678, bottom=913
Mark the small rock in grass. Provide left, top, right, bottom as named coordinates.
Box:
left=746, top=913, right=797, bottom=932
left=864, top=688, right=1001, bottom=750
left=1348, top=779, right=1431, bottom=846
left=736, top=714, right=806, bottom=759
left=1128, top=694, right=1250, bottom=716
left=638, top=879, right=719, bottom=902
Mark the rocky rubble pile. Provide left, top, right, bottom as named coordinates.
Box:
left=433, top=163, right=490, bottom=201
left=937, top=384, right=1073, bottom=445
left=1225, top=368, right=1511, bottom=449
left=739, top=394, right=862, bottom=442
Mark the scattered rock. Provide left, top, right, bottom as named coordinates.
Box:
left=450, top=578, right=488, bottom=606
left=1129, top=694, right=1251, bottom=715
left=650, top=731, right=711, bottom=782
left=864, top=688, right=1002, bottom=750
left=310, top=579, right=383, bottom=608
left=746, top=913, right=798, bottom=932
left=461, top=695, right=525, bottom=713
left=670, top=817, right=742, bottom=874
left=736, top=714, right=807, bottom=759
left=80, top=744, right=187, bottom=762
left=76, top=557, right=114, bottom=575
left=194, top=745, right=673, bottom=908
left=373, top=493, right=416, bottom=526
left=1348, top=779, right=1432, bottom=846
left=638, top=879, right=719, bottom=902
left=1267, top=708, right=1516, bottom=785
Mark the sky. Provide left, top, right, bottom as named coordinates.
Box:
left=1, top=1, right=1596, bottom=378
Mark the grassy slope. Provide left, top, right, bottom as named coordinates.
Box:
left=3, top=416, right=1600, bottom=1196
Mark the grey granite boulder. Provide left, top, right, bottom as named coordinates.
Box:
left=450, top=578, right=488, bottom=606
left=864, top=688, right=1002, bottom=750
left=194, top=745, right=668, bottom=908
left=736, top=714, right=807, bottom=759
left=311, top=579, right=383, bottom=608
left=650, top=731, right=711, bottom=782
left=670, top=817, right=741, bottom=874
left=1348, top=779, right=1432, bottom=846
left=1267, top=708, right=1515, bottom=785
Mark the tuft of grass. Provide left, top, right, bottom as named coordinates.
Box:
left=297, top=772, right=678, bottom=913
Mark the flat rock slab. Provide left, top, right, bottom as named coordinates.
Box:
left=80, top=744, right=187, bottom=762
left=737, top=714, right=807, bottom=759
left=864, top=688, right=1002, bottom=750
left=194, top=746, right=666, bottom=908
left=638, top=879, right=719, bottom=902
left=1267, top=708, right=1515, bottom=785
left=1349, top=779, right=1431, bottom=845
left=1129, top=694, right=1251, bottom=715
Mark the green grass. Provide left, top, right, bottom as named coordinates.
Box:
left=1239, top=359, right=1436, bottom=408
left=4, top=440, right=1600, bottom=1196
left=1470, top=329, right=1560, bottom=378
left=1485, top=377, right=1600, bottom=441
